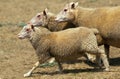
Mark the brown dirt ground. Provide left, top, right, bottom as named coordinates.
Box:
left=0, top=0, right=120, bottom=79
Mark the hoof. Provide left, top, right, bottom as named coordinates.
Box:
left=104, top=68, right=109, bottom=72
left=58, top=70, right=63, bottom=74
left=24, top=72, right=31, bottom=77
left=59, top=71, right=64, bottom=74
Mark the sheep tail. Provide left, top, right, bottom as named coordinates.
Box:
left=91, top=28, right=99, bottom=35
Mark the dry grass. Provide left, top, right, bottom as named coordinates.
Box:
left=1, top=0, right=120, bottom=79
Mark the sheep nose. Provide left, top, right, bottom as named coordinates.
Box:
left=18, top=34, right=22, bottom=39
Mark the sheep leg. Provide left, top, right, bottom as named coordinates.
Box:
left=98, top=48, right=109, bottom=71
left=48, top=57, right=55, bottom=63
left=104, top=44, right=110, bottom=60
left=96, top=54, right=102, bottom=68
left=56, top=61, right=63, bottom=73
left=24, top=61, right=40, bottom=77
left=85, top=53, right=96, bottom=63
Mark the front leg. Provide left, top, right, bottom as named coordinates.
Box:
left=24, top=61, right=40, bottom=77
left=98, top=49, right=109, bottom=71
left=55, top=58, right=63, bottom=73
left=104, top=44, right=110, bottom=60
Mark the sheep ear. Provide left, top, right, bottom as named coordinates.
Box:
left=31, top=25, right=35, bottom=31
left=45, top=8, right=48, bottom=12
left=71, top=2, right=78, bottom=9
left=43, top=8, right=48, bottom=16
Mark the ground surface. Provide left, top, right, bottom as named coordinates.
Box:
left=0, top=0, right=120, bottom=79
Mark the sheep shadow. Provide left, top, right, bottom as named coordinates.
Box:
left=109, top=57, right=120, bottom=66
left=84, top=57, right=120, bottom=67
left=32, top=57, right=120, bottom=76
left=33, top=68, right=104, bottom=76
left=67, top=57, right=120, bottom=67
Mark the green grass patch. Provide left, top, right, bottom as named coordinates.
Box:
left=39, top=62, right=58, bottom=68
left=18, top=22, right=27, bottom=27
left=0, top=23, right=2, bottom=27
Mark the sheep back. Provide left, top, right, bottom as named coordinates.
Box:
left=75, top=6, right=120, bottom=47
left=49, top=27, right=98, bottom=62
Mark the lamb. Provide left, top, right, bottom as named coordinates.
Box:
left=18, top=24, right=109, bottom=77
left=55, top=2, right=120, bottom=59
left=29, top=8, right=98, bottom=63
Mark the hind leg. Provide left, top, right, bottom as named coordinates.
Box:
left=86, top=48, right=109, bottom=71
left=97, top=48, right=109, bottom=71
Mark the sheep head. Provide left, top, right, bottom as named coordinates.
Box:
left=29, top=8, right=54, bottom=26
left=18, top=24, right=35, bottom=39
left=55, top=2, right=78, bottom=22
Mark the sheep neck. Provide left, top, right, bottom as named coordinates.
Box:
left=46, top=15, right=76, bottom=31
left=45, top=16, right=60, bottom=31
left=29, top=27, right=51, bottom=49
left=73, top=7, right=103, bottom=28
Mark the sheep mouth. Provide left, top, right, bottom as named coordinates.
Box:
left=18, top=36, right=25, bottom=39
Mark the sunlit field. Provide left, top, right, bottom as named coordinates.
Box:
left=0, top=0, right=120, bottom=79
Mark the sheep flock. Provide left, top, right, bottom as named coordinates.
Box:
left=18, top=2, right=120, bottom=77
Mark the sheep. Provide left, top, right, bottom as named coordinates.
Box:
left=18, top=24, right=109, bottom=77
left=55, top=2, right=120, bottom=59
left=29, top=8, right=98, bottom=63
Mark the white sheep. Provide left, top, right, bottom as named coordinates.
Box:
left=55, top=2, right=120, bottom=59
left=18, top=24, right=109, bottom=77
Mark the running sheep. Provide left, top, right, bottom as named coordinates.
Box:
left=55, top=2, right=120, bottom=59
left=18, top=24, right=109, bottom=77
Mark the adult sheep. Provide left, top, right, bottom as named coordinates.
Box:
left=18, top=24, right=109, bottom=77
left=55, top=2, right=120, bottom=59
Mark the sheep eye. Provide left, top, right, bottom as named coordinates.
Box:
left=37, top=15, right=41, bottom=17
left=26, top=28, right=30, bottom=31
left=64, top=9, right=68, bottom=12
